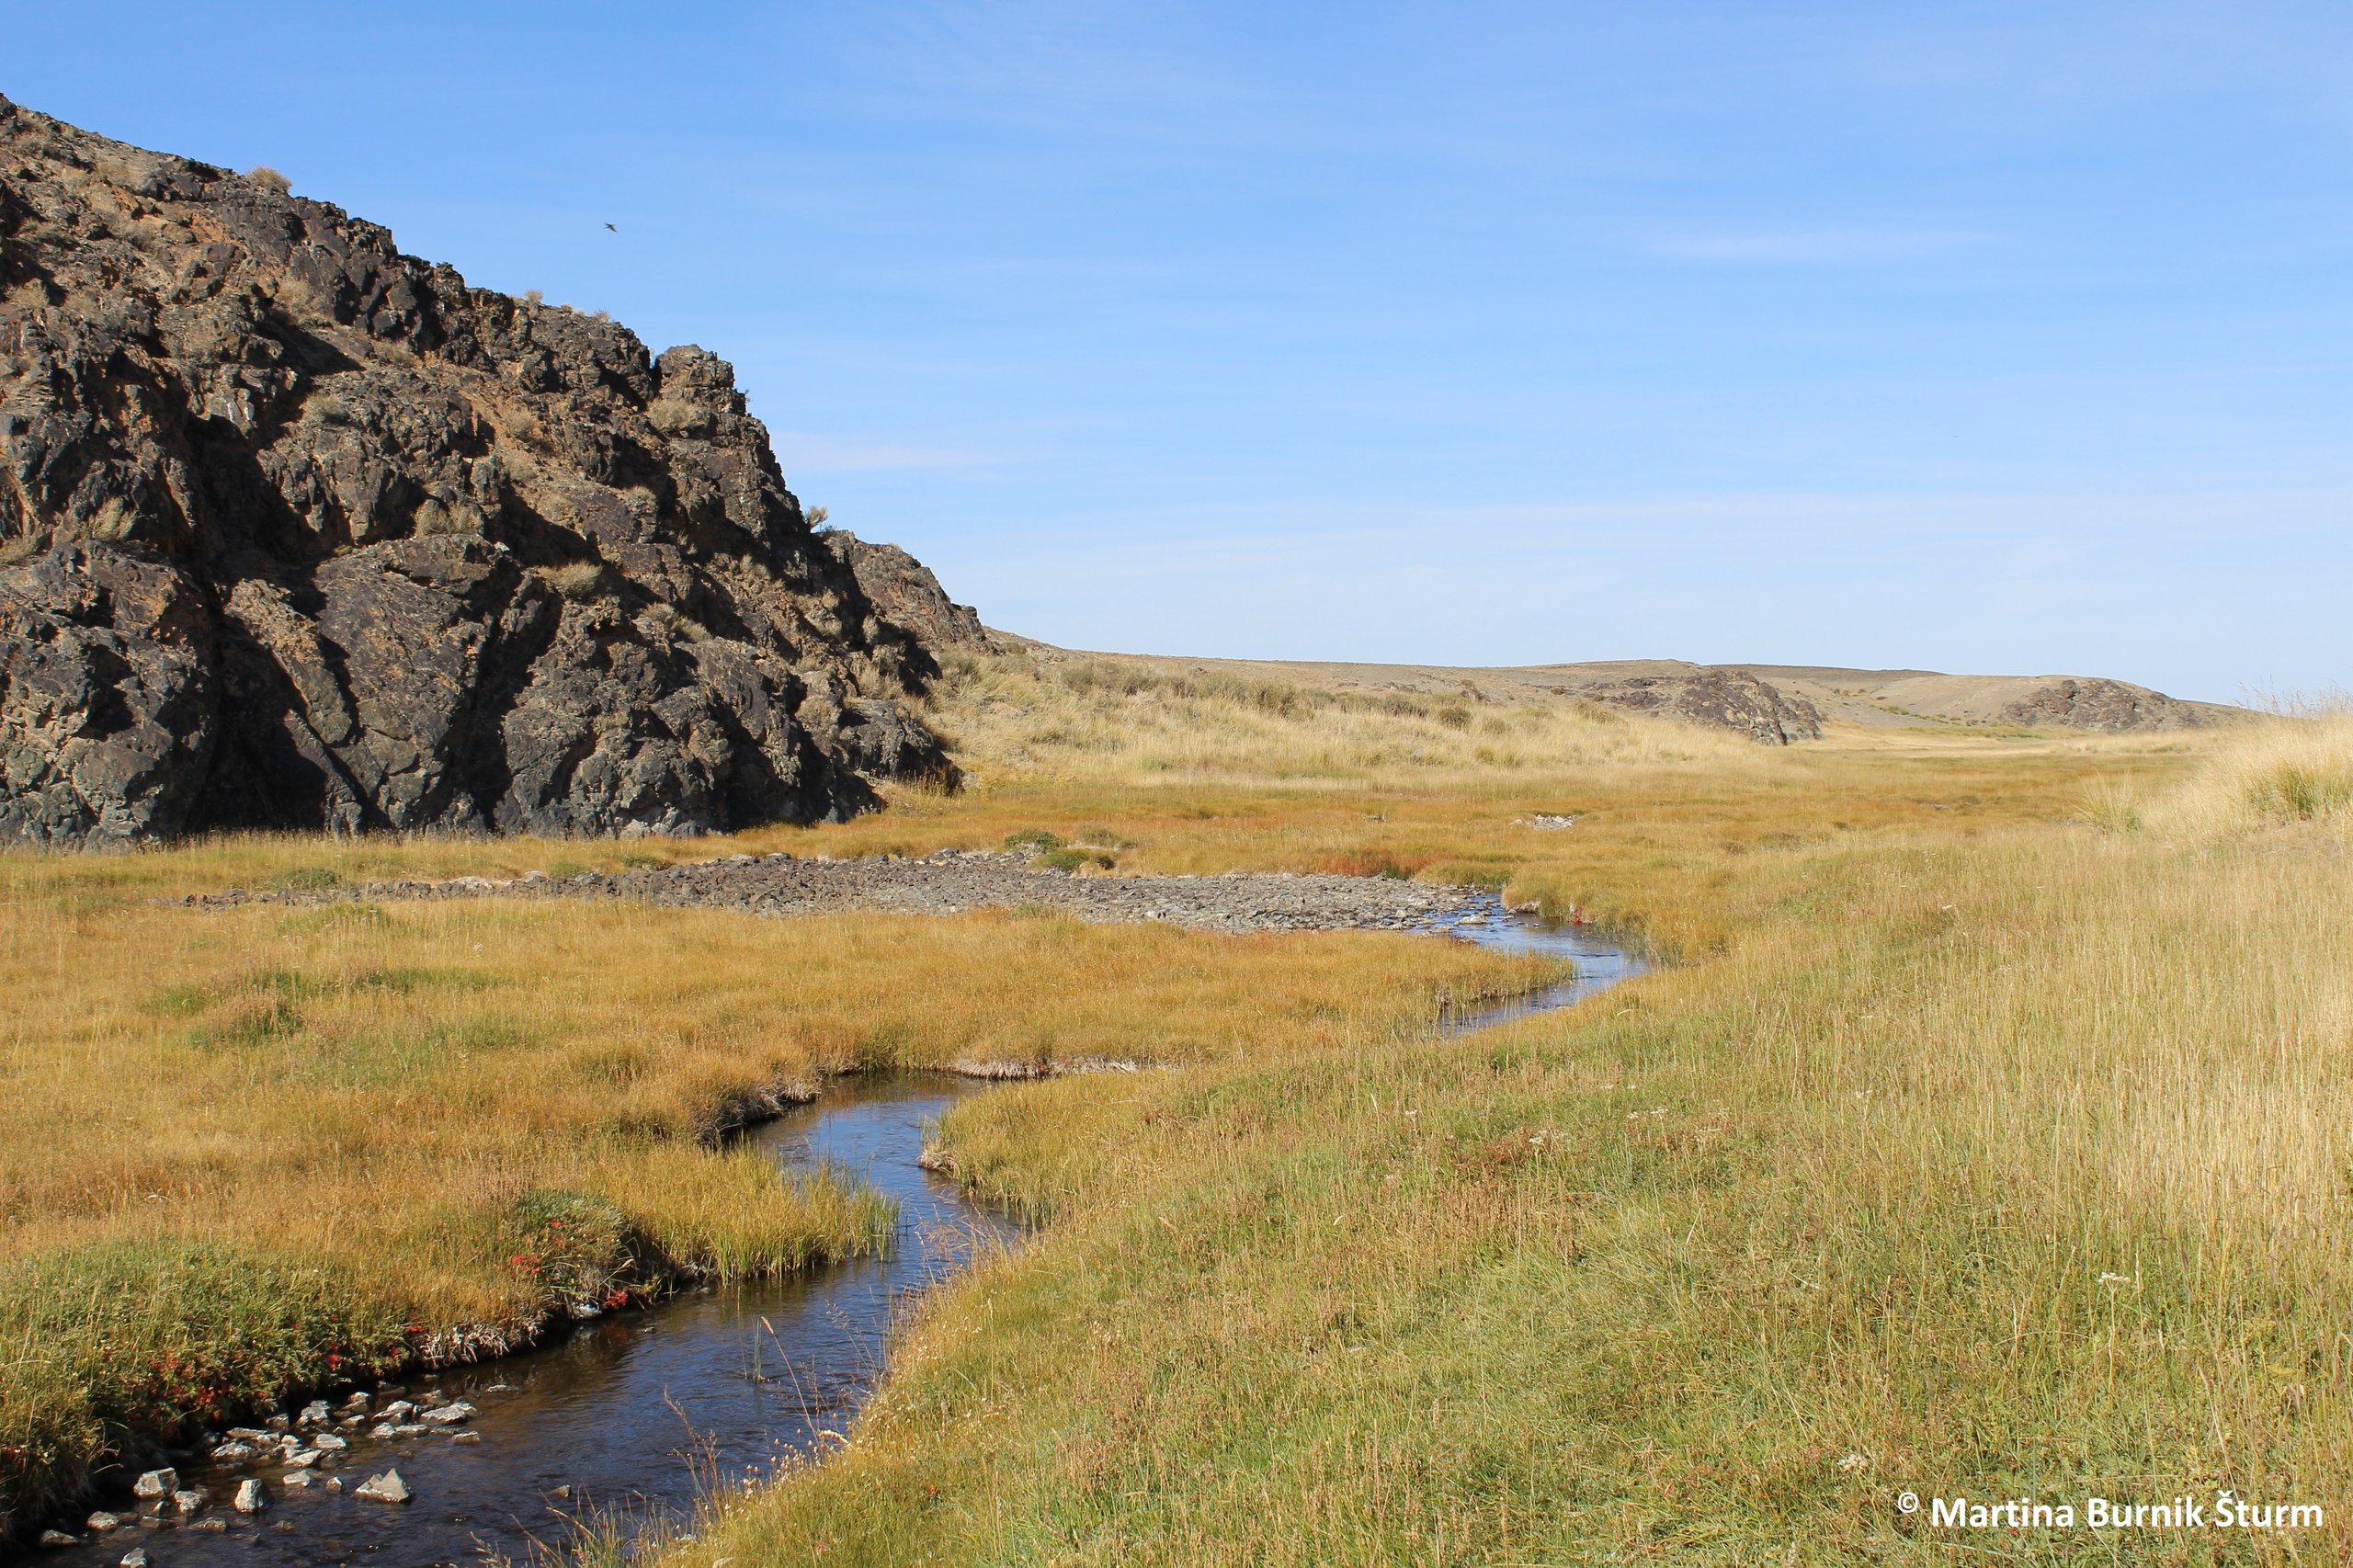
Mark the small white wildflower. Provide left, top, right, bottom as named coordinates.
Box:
left=2098, top=1272, right=2133, bottom=1287
left=1836, top=1453, right=1870, bottom=1472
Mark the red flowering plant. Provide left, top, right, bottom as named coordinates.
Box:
left=497, top=1190, right=659, bottom=1321
left=1, top=1240, right=407, bottom=1529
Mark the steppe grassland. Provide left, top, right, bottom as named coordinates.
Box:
left=0, top=847, right=1546, bottom=1533
left=919, top=643, right=1758, bottom=782
left=0, top=660, right=2296, bottom=1559
left=646, top=713, right=2353, bottom=1565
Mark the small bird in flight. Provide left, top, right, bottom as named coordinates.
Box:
left=604, top=222, right=618, bottom=233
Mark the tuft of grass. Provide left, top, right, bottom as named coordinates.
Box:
left=2147, top=710, right=2353, bottom=836
left=1033, top=846, right=1116, bottom=873
left=538, top=560, right=607, bottom=600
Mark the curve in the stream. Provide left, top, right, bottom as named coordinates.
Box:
left=33, top=910, right=1634, bottom=1568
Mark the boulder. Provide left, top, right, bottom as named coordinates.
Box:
left=232, top=1478, right=267, bottom=1513
left=129, top=1470, right=177, bottom=1500
left=353, top=1470, right=412, bottom=1505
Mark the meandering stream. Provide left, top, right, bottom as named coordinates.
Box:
left=39, top=906, right=1636, bottom=1568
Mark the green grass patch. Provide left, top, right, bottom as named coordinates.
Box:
left=0, top=1241, right=404, bottom=1536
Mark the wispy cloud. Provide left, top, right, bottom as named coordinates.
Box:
left=1637, top=223, right=1997, bottom=265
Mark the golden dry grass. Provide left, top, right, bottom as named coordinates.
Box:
left=923, top=643, right=1758, bottom=786
left=0, top=663, right=2293, bottom=1558
left=646, top=723, right=2353, bottom=1564
left=2143, top=710, right=2353, bottom=837
left=0, top=840, right=1544, bottom=1531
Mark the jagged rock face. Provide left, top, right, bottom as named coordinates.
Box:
left=1574, top=668, right=1824, bottom=745
left=1995, top=677, right=2211, bottom=733
left=823, top=532, right=990, bottom=657
left=0, top=97, right=979, bottom=845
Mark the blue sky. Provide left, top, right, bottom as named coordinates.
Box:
left=11, top=3, right=2350, bottom=699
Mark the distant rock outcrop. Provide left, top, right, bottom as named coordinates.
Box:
left=1992, top=677, right=2211, bottom=733
left=0, top=97, right=977, bottom=846
left=1569, top=667, right=1824, bottom=745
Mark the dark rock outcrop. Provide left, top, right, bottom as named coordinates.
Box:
left=1994, top=676, right=2211, bottom=733
left=822, top=532, right=991, bottom=655
left=0, top=97, right=975, bottom=846
left=1572, top=667, right=1823, bottom=745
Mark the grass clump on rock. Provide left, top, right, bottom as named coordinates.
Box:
left=1032, top=846, right=1117, bottom=873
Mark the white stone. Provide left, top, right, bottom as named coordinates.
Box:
left=353, top=1470, right=412, bottom=1505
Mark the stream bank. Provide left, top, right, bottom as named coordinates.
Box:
left=33, top=1081, right=1017, bottom=1568
left=28, top=910, right=1637, bottom=1567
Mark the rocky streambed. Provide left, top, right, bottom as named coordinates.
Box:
left=185, top=847, right=1515, bottom=935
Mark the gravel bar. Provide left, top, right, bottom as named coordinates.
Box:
left=184, top=849, right=1511, bottom=936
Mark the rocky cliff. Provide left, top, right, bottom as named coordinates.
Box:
left=0, top=97, right=986, bottom=846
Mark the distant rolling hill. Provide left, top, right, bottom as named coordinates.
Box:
left=983, top=637, right=2236, bottom=745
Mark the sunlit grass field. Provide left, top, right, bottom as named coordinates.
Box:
left=7, top=670, right=2344, bottom=1562
left=650, top=709, right=2353, bottom=1565
left=0, top=840, right=1546, bottom=1533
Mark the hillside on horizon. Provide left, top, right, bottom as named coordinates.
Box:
left=977, top=633, right=2235, bottom=747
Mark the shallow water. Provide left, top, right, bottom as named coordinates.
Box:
left=40, top=1080, right=1018, bottom=1568
left=1421, top=892, right=1647, bottom=1032
left=33, top=909, right=1634, bottom=1568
